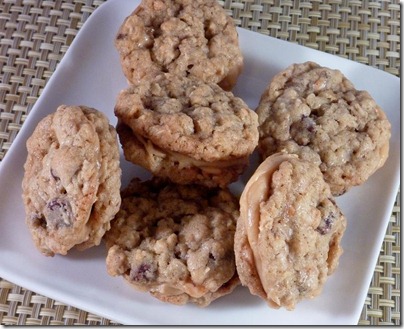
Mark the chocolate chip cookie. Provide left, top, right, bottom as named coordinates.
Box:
left=114, top=73, right=258, bottom=188
left=235, top=153, right=346, bottom=310
left=257, top=61, right=391, bottom=196
left=115, top=0, right=243, bottom=91
left=105, top=177, right=239, bottom=307
left=22, top=105, right=121, bottom=256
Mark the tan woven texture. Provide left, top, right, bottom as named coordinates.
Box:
left=0, top=0, right=400, bottom=325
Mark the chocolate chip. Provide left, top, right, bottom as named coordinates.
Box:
left=130, top=263, right=156, bottom=282
left=290, top=115, right=317, bottom=145
left=32, top=214, right=46, bottom=228
left=316, top=212, right=334, bottom=235
left=44, top=197, right=73, bottom=229
left=116, top=33, right=126, bottom=40
left=301, top=115, right=316, bottom=133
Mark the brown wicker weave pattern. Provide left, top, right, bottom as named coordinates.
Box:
left=359, top=191, right=401, bottom=325
left=0, top=0, right=400, bottom=325
left=0, top=0, right=105, bottom=161
left=221, top=0, right=400, bottom=76
left=0, top=280, right=121, bottom=325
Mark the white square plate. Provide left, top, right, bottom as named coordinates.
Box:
left=0, top=0, right=400, bottom=325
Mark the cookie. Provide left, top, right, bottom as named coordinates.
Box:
left=257, top=61, right=391, bottom=196
left=234, top=153, right=346, bottom=310
left=105, top=177, right=240, bottom=307
left=114, top=73, right=258, bottom=188
left=22, top=105, right=121, bottom=256
left=115, top=0, right=243, bottom=91
left=76, top=108, right=122, bottom=251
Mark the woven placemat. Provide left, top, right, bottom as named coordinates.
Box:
left=0, top=0, right=400, bottom=325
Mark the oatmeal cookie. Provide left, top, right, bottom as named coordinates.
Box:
left=105, top=177, right=240, bottom=307
left=115, top=0, right=243, bottom=91
left=235, top=153, right=346, bottom=310
left=115, top=73, right=258, bottom=188
left=22, top=105, right=121, bottom=256
left=257, top=61, right=391, bottom=196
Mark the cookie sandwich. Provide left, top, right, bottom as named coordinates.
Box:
left=234, top=153, right=346, bottom=310
left=257, top=61, right=391, bottom=195
left=115, top=0, right=243, bottom=91
left=105, top=177, right=240, bottom=306
left=115, top=73, right=258, bottom=188
left=22, top=105, right=121, bottom=256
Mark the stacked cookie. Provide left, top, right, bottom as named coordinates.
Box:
left=113, top=0, right=258, bottom=188
left=107, top=0, right=256, bottom=306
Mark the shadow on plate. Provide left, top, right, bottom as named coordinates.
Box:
left=209, top=285, right=262, bottom=309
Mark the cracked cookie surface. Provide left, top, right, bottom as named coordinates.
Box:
left=115, top=73, right=258, bottom=187
left=105, top=177, right=239, bottom=306
left=22, top=105, right=121, bottom=256
left=235, top=153, right=346, bottom=310
left=257, top=61, right=391, bottom=196
left=115, top=0, right=243, bottom=91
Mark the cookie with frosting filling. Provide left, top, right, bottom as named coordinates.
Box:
left=235, top=153, right=346, bottom=310
left=105, top=177, right=240, bottom=306
left=115, top=73, right=258, bottom=188
left=22, top=105, right=121, bottom=256
left=257, top=61, right=391, bottom=196
left=115, top=0, right=243, bottom=91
